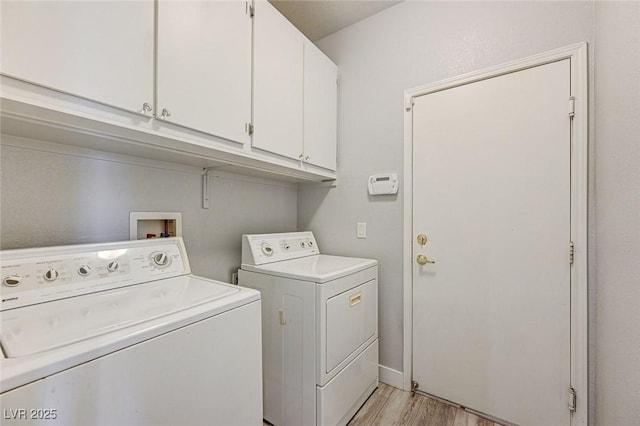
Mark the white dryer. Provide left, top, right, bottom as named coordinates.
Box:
left=239, top=232, right=378, bottom=426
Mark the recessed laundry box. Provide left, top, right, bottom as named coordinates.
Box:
left=239, top=231, right=378, bottom=426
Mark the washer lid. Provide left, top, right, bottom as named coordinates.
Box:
left=241, top=254, right=377, bottom=283
left=0, top=276, right=239, bottom=358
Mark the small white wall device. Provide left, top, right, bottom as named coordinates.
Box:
left=368, top=173, right=398, bottom=195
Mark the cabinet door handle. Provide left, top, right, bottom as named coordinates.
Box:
left=305, top=156, right=310, bottom=162
left=142, top=102, right=153, bottom=114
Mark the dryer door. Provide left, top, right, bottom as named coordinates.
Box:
left=322, top=268, right=378, bottom=375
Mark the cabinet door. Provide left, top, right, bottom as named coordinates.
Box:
left=0, top=1, right=153, bottom=114
left=303, top=42, right=338, bottom=171
left=253, top=1, right=304, bottom=160
left=157, top=1, right=251, bottom=144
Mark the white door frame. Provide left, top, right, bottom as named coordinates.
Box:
left=402, top=42, right=588, bottom=425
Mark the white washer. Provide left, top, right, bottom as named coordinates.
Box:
left=239, top=232, right=378, bottom=426
left=0, top=237, right=262, bottom=426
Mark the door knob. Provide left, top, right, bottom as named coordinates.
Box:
left=416, top=254, right=435, bottom=265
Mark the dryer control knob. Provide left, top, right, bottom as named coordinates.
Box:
left=3, top=275, right=22, bottom=287
left=107, top=261, right=119, bottom=273
left=153, top=252, right=170, bottom=267
left=44, top=269, right=59, bottom=281
left=261, top=243, right=274, bottom=256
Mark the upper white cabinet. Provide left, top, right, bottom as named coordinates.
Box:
left=0, top=0, right=337, bottom=182
left=253, top=1, right=337, bottom=171
left=157, top=1, right=252, bottom=145
left=0, top=0, right=154, bottom=115
left=253, top=0, right=304, bottom=161
left=303, top=41, right=338, bottom=171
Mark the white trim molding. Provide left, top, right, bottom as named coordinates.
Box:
left=379, top=365, right=404, bottom=390
left=402, top=42, right=588, bottom=426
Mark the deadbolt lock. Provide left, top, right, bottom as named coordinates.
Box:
left=417, top=234, right=428, bottom=246
left=416, top=254, right=435, bottom=265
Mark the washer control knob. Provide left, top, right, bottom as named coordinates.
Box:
left=300, top=241, right=306, bottom=248
left=153, top=252, right=170, bottom=267
left=307, top=240, right=314, bottom=247
left=283, top=243, right=291, bottom=250
left=3, top=275, right=22, bottom=287
left=261, top=243, right=274, bottom=256
left=107, top=261, right=119, bottom=273
left=78, top=265, right=92, bottom=277
left=44, top=269, right=59, bottom=281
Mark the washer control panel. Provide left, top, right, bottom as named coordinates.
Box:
left=1, top=238, right=190, bottom=310
left=242, top=232, right=319, bottom=265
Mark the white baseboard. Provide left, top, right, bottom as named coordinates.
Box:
left=378, top=365, right=404, bottom=390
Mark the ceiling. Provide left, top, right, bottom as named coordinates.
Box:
left=269, top=1, right=402, bottom=42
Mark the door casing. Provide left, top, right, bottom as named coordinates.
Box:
left=401, top=42, right=588, bottom=426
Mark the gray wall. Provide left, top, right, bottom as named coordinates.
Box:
left=0, top=136, right=298, bottom=282
left=593, top=2, right=640, bottom=425
left=301, top=1, right=639, bottom=424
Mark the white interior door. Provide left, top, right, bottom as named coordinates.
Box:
left=412, top=59, right=571, bottom=425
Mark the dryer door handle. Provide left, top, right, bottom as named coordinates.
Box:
left=349, top=293, right=362, bottom=307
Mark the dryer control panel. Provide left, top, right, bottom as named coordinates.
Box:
left=242, top=232, right=319, bottom=265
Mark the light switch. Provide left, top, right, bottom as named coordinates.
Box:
left=357, top=222, right=367, bottom=239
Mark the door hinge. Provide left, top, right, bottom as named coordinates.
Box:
left=568, top=96, right=575, bottom=118
left=202, top=168, right=211, bottom=209
left=247, top=122, right=254, bottom=135
left=569, top=241, right=575, bottom=264
left=248, top=3, right=255, bottom=18
left=568, top=387, right=577, bottom=412
left=411, top=379, right=419, bottom=396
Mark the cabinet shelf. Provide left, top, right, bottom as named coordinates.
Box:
left=0, top=88, right=336, bottom=183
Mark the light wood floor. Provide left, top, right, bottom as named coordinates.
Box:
left=347, top=383, right=501, bottom=426
left=262, top=383, right=502, bottom=426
